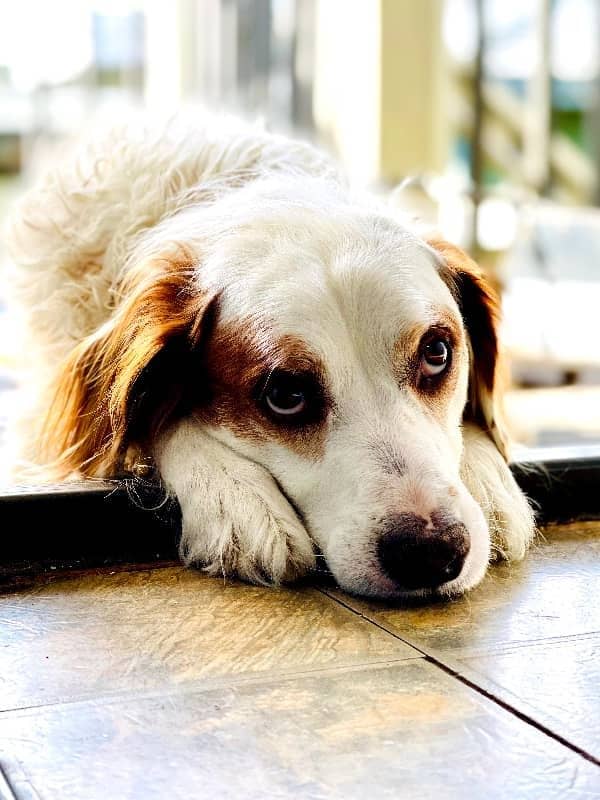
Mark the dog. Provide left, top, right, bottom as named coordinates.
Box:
left=5, top=113, right=535, bottom=599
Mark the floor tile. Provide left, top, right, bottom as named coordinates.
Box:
left=326, top=522, right=600, bottom=657
left=0, top=567, right=416, bottom=712
left=455, top=633, right=600, bottom=760
left=0, top=660, right=597, bottom=800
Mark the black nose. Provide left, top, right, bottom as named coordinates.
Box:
left=377, top=513, right=470, bottom=590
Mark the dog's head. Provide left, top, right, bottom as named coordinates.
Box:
left=41, top=177, right=526, bottom=598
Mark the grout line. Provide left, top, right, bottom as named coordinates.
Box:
left=0, top=757, right=43, bottom=800
left=319, top=588, right=600, bottom=768
left=0, top=655, right=422, bottom=720
left=391, top=629, right=600, bottom=661
left=0, top=767, right=18, bottom=800
left=424, top=659, right=600, bottom=767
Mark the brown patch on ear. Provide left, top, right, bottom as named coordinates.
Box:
left=428, top=238, right=508, bottom=458
left=39, top=253, right=216, bottom=477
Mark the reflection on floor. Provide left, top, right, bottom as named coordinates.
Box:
left=0, top=522, right=598, bottom=799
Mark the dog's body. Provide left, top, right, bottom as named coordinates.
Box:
left=5, top=113, right=535, bottom=598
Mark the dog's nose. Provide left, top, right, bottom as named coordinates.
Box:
left=377, top=513, right=470, bottom=590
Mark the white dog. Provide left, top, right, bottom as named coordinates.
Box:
left=5, top=113, right=535, bottom=598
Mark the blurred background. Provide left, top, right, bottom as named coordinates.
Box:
left=1, top=0, right=600, bottom=463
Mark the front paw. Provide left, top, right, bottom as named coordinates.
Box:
left=461, top=426, right=536, bottom=562
left=487, top=468, right=537, bottom=562
left=178, top=460, right=316, bottom=586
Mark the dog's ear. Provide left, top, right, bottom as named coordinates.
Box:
left=428, top=238, right=508, bottom=458
left=39, top=253, right=216, bottom=477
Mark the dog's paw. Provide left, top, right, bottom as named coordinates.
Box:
left=485, top=468, right=536, bottom=562
left=155, top=422, right=316, bottom=585
left=180, top=465, right=315, bottom=584
left=178, top=459, right=315, bottom=584
left=461, top=425, right=536, bottom=563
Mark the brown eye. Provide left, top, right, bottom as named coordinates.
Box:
left=421, top=337, right=451, bottom=377
left=257, top=369, right=328, bottom=427
left=260, top=370, right=316, bottom=421
left=265, top=376, right=306, bottom=416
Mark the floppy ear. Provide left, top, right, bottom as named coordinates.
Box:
left=428, top=238, right=508, bottom=458
left=38, top=254, right=216, bottom=478
left=428, top=238, right=536, bottom=561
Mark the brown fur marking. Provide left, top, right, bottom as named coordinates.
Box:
left=393, top=316, right=465, bottom=422
left=428, top=238, right=507, bottom=456
left=38, top=252, right=216, bottom=477
left=197, top=322, right=330, bottom=460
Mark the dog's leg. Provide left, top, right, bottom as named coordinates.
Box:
left=154, top=419, right=316, bottom=584
left=461, top=423, right=536, bottom=562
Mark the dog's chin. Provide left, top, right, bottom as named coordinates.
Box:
left=332, top=571, right=481, bottom=604
left=332, top=567, right=487, bottom=603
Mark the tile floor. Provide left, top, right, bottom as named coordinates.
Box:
left=0, top=521, right=598, bottom=799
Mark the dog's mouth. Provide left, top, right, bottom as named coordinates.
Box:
left=329, top=570, right=463, bottom=603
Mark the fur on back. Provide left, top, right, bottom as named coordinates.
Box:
left=6, top=114, right=335, bottom=364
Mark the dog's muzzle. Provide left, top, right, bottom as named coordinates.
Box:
left=377, top=512, right=470, bottom=591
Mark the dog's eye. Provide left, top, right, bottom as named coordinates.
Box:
left=421, top=337, right=451, bottom=377
left=263, top=371, right=309, bottom=418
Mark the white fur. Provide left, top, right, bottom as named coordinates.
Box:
left=155, top=419, right=316, bottom=585
left=5, top=111, right=535, bottom=598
